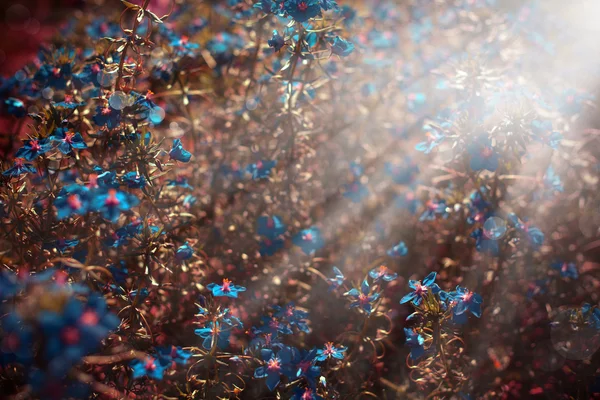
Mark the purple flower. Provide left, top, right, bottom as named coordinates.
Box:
left=400, top=272, right=440, bottom=306
left=207, top=278, right=246, bottom=298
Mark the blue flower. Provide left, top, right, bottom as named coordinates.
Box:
left=285, top=0, right=321, bottom=22
left=544, top=166, right=563, bottom=192
left=395, top=191, right=420, bottom=214
left=315, top=342, right=347, bottom=361
left=257, top=215, right=287, bottom=239
left=254, top=347, right=294, bottom=391
left=385, top=159, right=419, bottom=184
left=15, top=138, right=52, bottom=161
left=54, top=185, right=91, bottom=220
left=292, top=226, right=324, bottom=255
left=344, top=279, right=380, bottom=313
left=246, top=159, right=276, bottom=180
left=551, top=261, right=578, bottom=279
left=387, top=241, right=408, bottom=257
left=259, top=238, right=285, bottom=256
left=415, top=130, right=444, bottom=154
left=3, top=158, right=37, bottom=177
left=448, top=286, right=483, bottom=318
left=90, top=188, right=139, bottom=223
left=49, top=127, right=87, bottom=154
left=130, top=356, right=169, bottom=380
left=471, top=228, right=499, bottom=255
left=169, top=139, right=192, bottom=162
left=289, top=347, right=321, bottom=383
left=4, top=98, right=26, bottom=117
left=207, top=278, right=246, bottom=298
left=342, top=182, right=369, bottom=202
left=167, top=176, right=193, bottom=189
left=273, top=303, right=310, bottom=333
left=419, top=199, right=448, bottom=221
left=369, top=265, right=398, bottom=282
left=121, top=172, right=146, bottom=189
left=93, top=105, right=121, bottom=129
left=194, top=321, right=231, bottom=350
left=175, top=242, right=194, bottom=262
left=268, top=30, right=285, bottom=51
left=404, top=328, right=425, bottom=359
left=157, top=346, right=192, bottom=365
left=330, top=36, right=354, bottom=57
left=327, top=266, right=344, bottom=290
left=507, top=213, right=544, bottom=249
left=400, top=272, right=440, bottom=306
left=0, top=312, right=34, bottom=365
left=467, top=136, right=498, bottom=172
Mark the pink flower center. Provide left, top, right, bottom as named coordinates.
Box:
left=80, top=310, right=99, bottom=326
left=101, top=106, right=112, bottom=115
left=3, top=333, right=20, bottom=352
left=413, top=283, right=428, bottom=296
left=266, top=218, right=274, bottom=228
left=298, top=2, right=308, bottom=11
left=267, top=358, right=281, bottom=371
left=30, top=140, right=41, bottom=152
left=64, top=132, right=75, bottom=144
left=145, top=357, right=156, bottom=371
left=61, top=326, right=80, bottom=345
left=15, top=158, right=24, bottom=168
left=303, top=233, right=313, bottom=241
left=462, top=291, right=473, bottom=302
left=298, top=360, right=311, bottom=372
left=256, top=160, right=264, bottom=169
left=104, top=189, right=120, bottom=206
left=481, top=146, right=493, bottom=158
left=358, top=293, right=369, bottom=304
left=221, top=278, right=231, bottom=292
left=67, top=194, right=82, bottom=210
left=323, top=342, right=335, bottom=355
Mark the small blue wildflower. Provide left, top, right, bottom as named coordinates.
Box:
left=342, top=182, right=369, bottom=203
left=121, top=172, right=146, bottom=189
left=254, top=347, right=294, bottom=391
left=448, top=286, right=483, bottom=318
left=544, top=166, right=563, bottom=192
left=387, top=241, right=408, bottom=257
left=15, top=138, right=52, bottom=161
left=49, top=127, right=87, bottom=155
left=207, top=278, right=246, bottom=298
left=169, top=139, right=192, bottom=162
left=292, top=226, right=324, bottom=255
left=330, top=36, right=354, bottom=57
left=257, top=215, right=286, bottom=239
left=315, top=342, right=347, bottom=361
left=404, top=328, right=425, bottom=359
left=195, top=321, right=231, bottom=350
left=400, top=272, right=440, bottom=306
left=259, top=238, right=285, bottom=256
left=285, top=0, right=321, bottom=22
left=175, top=242, right=194, bottom=262
left=4, top=98, right=26, bottom=117
left=369, top=265, right=398, bottom=282
left=90, top=188, right=139, bottom=223
left=467, top=136, right=499, bottom=172
left=130, top=357, right=169, bottom=380
left=92, top=105, right=121, bottom=129
left=327, top=266, right=344, bottom=291
left=551, top=261, right=578, bottom=279
left=268, top=30, right=285, bottom=51
left=246, top=159, right=276, bottom=179
left=344, top=279, right=380, bottom=313
left=415, top=130, right=444, bottom=154
left=3, top=158, right=37, bottom=177
left=157, top=346, right=192, bottom=365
